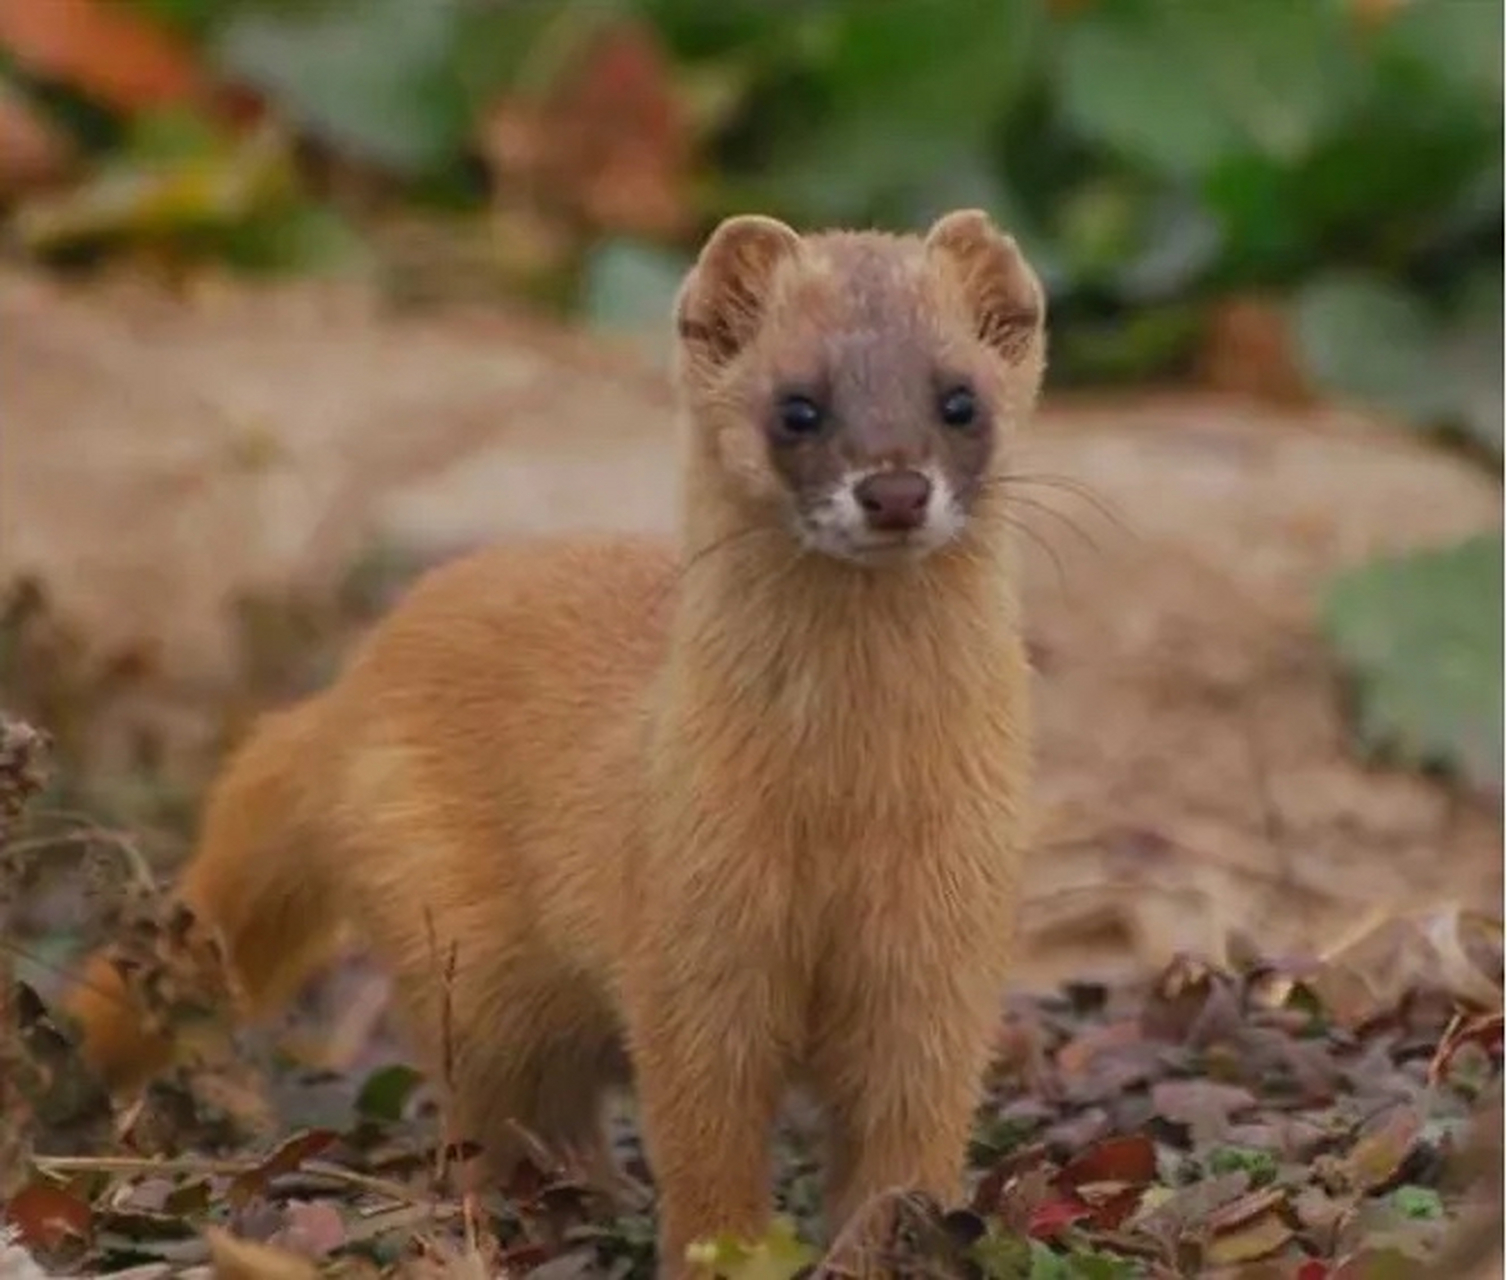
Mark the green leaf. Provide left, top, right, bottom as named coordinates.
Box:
left=685, top=1217, right=817, bottom=1280
left=1027, top=1240, right=1142, bottom=1279
left=1377, top=0, right=1503, bottom=105
left=212, top=0, right=470, bottom=174
left=1291, top=275, right=1453, bottom=425
left=354, top=1063, right=425, bottom=1123
left=1055, top=1, right=1357, bottom=178
left=1438, top=266, right=1504, bottom=460
left=1057, top=13, right=1238, bottom=177
left=1321, top=534, right=1503, bottom=792
left=1390, top=1185, right=1445, bottom=1222
left=1206, top=1145, right=1278, bottom=1187
left=818, top=0, right=1038, bottom=137
left=970, top=1225, right=1033, bottom=1279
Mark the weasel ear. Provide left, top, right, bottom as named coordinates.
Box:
left=676, top=214, right=802, bottom=369
left=924, top=209, right=1044, bottom=362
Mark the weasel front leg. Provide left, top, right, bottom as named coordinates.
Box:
left=621, top=937, right=791, bottom=1278
left=809, top=916, right=1008, bottom=1253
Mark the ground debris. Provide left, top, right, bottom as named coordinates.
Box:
left=0, top=918, right=1497, bottom=1278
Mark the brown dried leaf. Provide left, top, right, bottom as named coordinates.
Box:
left=1340, top=1106, right=1423, bottom=1194
left=204, top=1226, right=320, bottom=1280
left=1202, top=1203, right=1293, bottom=1267
left=227, top=1129, right=339, bottom=1207
left=1290, top=1184, right=1354, bottom=1254
left=269, top=1200, right=346, bottom=1259
left=1150, top=1079, right=1258, bottom=1143
left=1130, top=1170, right=1250, bottom=1248
left=1141, top=953, right=1243, bottom=1045
left=1057, top=1018, right=1142, bottom=1079
left=1313, top=904, right=1503, bottom=1029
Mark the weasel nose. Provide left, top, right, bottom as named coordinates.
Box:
left=853, top=469, right=932, bottom=532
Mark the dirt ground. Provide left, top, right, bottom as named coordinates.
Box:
left=2, top=263, right=1501, bottom=993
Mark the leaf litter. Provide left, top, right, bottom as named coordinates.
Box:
left=1, top=713, right=1501, bottom=1278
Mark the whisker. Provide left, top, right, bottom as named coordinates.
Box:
left=999, top=512, right=1069, bottom=600
left=649, top=524, right=772, bottom=614
left=993, top=472, right=1133, bottom=538
left=1002, top=493, right=1103, bottom=559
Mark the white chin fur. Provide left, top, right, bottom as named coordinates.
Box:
left=799, top=464, right=964, bottom=564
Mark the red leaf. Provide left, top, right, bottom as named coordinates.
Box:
left=1027, top=1194, right=1091, bottom=1240
left=1296, top=1261, right=1330, bottom=1280
left=0, top=0, right=207, bottom=114
left=1055, top=1134, right=1158, bottom=1192
left=4, top=1181, right=92, bottom=1251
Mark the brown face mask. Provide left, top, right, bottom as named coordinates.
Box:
left=672, top=210, right=1048, bottom=566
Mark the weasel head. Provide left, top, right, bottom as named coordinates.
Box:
left=672, top=209, right=1046, bottom=566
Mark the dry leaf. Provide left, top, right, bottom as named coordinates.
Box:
left=204, top=1227, right=319, bottom=1280
left=3, top=1181, right=92, bottom=1252
left=269, top=1201, right=346, bottom=1259
left=1313, top=904, right=1503, bottom=1028
left=0, top=0, right=207, bottom=114
left=1203, top=1203, right=1293, bottom=1267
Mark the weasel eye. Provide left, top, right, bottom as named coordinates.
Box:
left=776, top=394, right=826, bottom=439
left=938, top=386, right=977, bottom=429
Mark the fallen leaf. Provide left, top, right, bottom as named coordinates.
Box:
left=1203, top=1204, right=1293, bottom=1267
left=1150, top=1079, right=1258, bottom=1143
left=1329, top=1245, right=1429, bottom=1278
left=685, top=1216, right=817, bottom=1280
left=204, top=1226, right=320, bottom=1280
left=1057, top=1018, right=1142, bottom=1079
left=0, top=0, right=207, bottom=114
left=1026, top=1194, right=1092, bottom=1240
left=2, top=1181, right=92, bottom=1251
left=1290, top=1185, right=1354, bottom=1254
left=269, top=1201, right=347, bottom=1259
left=1056, top=1134, right=1158, bottom=1192
left=1141, top=953, right=1243, bottom=1045
left=1428, top=1011, right=1504, bottom=1086
left=228, top=1129, right=339, bottom=1207
left=1131, top=1170, right=1251, bottom=1250
left=1340, top=1107, right=1422, bottom=1194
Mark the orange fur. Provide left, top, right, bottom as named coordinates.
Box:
left=66, top=210, right=1047, bottom=1277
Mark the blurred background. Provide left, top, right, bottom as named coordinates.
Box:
left=0, top=3, right=1503, bottom=1273
left=0, top=0, right=1501, bottom=982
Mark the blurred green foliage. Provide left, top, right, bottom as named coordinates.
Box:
left=15, top=0, right=1499, bottom=429
left=3, top=0, right=1501, bottom=787
left=1322, top=534, right=1503, bottom=795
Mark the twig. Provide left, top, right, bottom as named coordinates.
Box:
left=32, top=1153, right=432, bottom=1207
